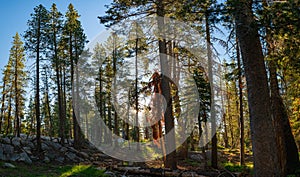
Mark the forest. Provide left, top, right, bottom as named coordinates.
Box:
left=0, top=0, right=299, bottom=177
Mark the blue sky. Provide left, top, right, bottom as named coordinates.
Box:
left=0, top=0, right=112, bottom=74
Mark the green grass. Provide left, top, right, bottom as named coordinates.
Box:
left=183, top=159, right=201, bottom=166
left=0, top=162, right=107, bottom=177
left=59, top=165, right=107, bottom=177
left=222, top=162, right=253, bottom=173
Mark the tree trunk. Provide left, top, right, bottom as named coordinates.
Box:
left=62, top=65, right=67, bottom=139
left=112, top=33, right=119, bottom=148
left=108, top=94, right=113, bottom=145
left=55, top=41, right=64, bottom=145
left=134, top=31, right=140, bottom=150
left=225, top=80, right=234, bottom=148
left=263, top=0, right=300, bottom=172
left=36, top=13, right=41, bottom=153
left=222, top=113, right=229, bottom=148
left=126, top=89, right=130, bottom=141
left=157, top=0, right=177, bottom=170
left=220, top=72, right=229, bottom=148
left=269, top=60, right=287, bottom=175
left=205, top=11, right=217, bottom=169
left=14, top=49, right=20, bottom=137
left=44, top=68, right=52, bottom=137
left=236, top=37, right=245, bottom=166
left=69, top=32, right=78, bottom=147
left=0, top=78, right=6, bottom=133
left=6, top=87, right=13, bottom=135
left=99, top=67, right=103, bottom=143
left=269, top=60, right=300, bottom=173
left=234, top=0, right=281, bottom=176
left=74, top=34, right=84, bottom=149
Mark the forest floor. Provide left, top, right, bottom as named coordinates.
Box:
left=0, top=148, right=254, bottom=177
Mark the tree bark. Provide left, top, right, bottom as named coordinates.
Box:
left=36, top=12, right=41, bottom=153
left=99, top=66, right=103, bottom=143
left=14, top=47, right=20, bottom=137
left=233, top=0, right=281, bottom=176
left=74, top=34, right=84, bottom=149
left=269, top=59, right=300, bottom=174
left=6, top=86, right=13, bottom=135
left=236, top=37, right=245, bottom=166
left=55, top=39, right=64, bottom=145
left=205, top=11, right=217, bottom=169
left=263, top=0, right=300, bottom=173
left=157, top=0, right=177, bottom=170
left=0, top=78, right=7, bottom=133
left=134, top=31, right=140, bottom=150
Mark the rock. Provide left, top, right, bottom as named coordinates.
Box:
left=20, top=134, right=28, bottom=139
left=60, top=147, right=67, bottom=153
left=66, top=152, right=77, bottom=162
left=18, top=152, right=32, bottom=164
left=68, top=139, right=74, bottom=144
left=55, top=157, right=64, bottom=163
left=2, top=137, right=11, bottom=144
left=3, top=162, right=16, bottom=168
left=53, top=143, right=62, bottom=150
left=0, top=135, right=99, bottom=164
left=12, top=137, right=21, bottom=147
left=41, top=143, right=51, bottom=151
left=45, top=151, right=57, bottom=160
left=23, top=147, right=32, bottom=155
left=0, top=146, right=5, bottom=160
left=21, top=139, right=34, bottom=149
left=190, top=154, right=204, bottom=162
left=41, top=136, right=51, bottom=141
left=2, top=144, right=14, bottom=154
left=10, top=154, right=19, bottom=162
left=68, top=147, right=78, bottom=153
left=43, top=156, right=50, bottom=163
left=52, top=138, right=60, bottom=143
left=182, top=172, right=206, bottom=177
left=78, top=152, right=89, bottom=159
left=30, top=156, right=39, bottom=161
left=46, top=141, right=62, bottom=150
left=27, top=142, right=35, bottom=149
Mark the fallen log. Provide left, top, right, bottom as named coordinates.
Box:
left=111, top=166, right=210, bottom=177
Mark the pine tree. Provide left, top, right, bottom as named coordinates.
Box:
left=26, top=95, right=36, bottom=135
left=0, top=66, right=10, bottom=133
left=232, top=0, right=282, bottom=175
left=41, top=66, right=52, bottom=137
left=48, top=3, right=65, bottom=144
left=101, top=0, right=180, bottom=168
left=127, top=22, right=148, bottom=150
left=9, top=33, right=27, bottom=137
left=261, top=0, right=300, bottom=173
left=24, top=4, right=49, bottom=152
left=64, top=3, right=87, bottom=148
left=0, top=60, right=13, bottom=135
left=92, top=43, right=106, bottom=144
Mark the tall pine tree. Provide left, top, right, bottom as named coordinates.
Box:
left=24, top=4, right=49, bottom=152
left=9, top=33, right=27, bottom=137
left=64, top=3, right=87, bottom=148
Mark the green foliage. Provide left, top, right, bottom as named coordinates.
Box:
left=193, top=66, right=211, bottom=122
left=0, top=33, right=27, bottom=135
left=24, top=4, right=49, bottom=55
left=223, top=162, right=252, bottom=173
left=0, top=163, right=107, bottom=177
left=183, top=159, right=201, bottom=167
left=59, top=165, right=107, bottom=177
